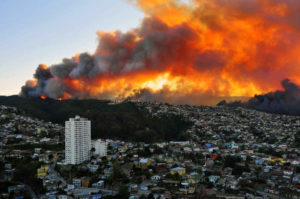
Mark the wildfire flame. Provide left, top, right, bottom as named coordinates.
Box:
left=21, top=0, right=300, bottom=105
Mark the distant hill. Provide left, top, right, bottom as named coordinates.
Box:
left=218, top=79, right=300, bottom=116
left=0, top=96, right=191, bottom=142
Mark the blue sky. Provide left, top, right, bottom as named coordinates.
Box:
left=0, top=0, right=143, bottom=95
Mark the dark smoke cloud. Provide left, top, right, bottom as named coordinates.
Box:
left=20, top=18, right=200, bottom=99
left=50, top=58, right=77, bottom=78
left=34, top=64, right=52, bottom=80
left=219, top=79, right=300, bottom=115
left=70, top=53, right=95, bottom=78
left=129, top=87, right=248, bottom=106
left=44, top=79, right=68, bottom=99
left=20, top=0, right=300, bottom=108
left=21, top=65, right=53, bottom=98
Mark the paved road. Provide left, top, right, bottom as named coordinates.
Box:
left=49, top=161, right=67, bottom=187
left=256, top=190, right=288, bottom=199
left=24, top=184, right=38, bottom=199
left=99, top=189, right=118, bottom=196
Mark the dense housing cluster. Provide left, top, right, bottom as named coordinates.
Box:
left=0, top=103, right=300, bottom=198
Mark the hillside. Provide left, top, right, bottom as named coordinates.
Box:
left=0, top=96, right=191, bottom=142
left=218, top=79, right=300, bottom=116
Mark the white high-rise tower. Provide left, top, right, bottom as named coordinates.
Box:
left=65, top=115, right=91, bottom=165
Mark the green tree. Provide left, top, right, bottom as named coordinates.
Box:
left=48, top=154, right=54, bottom=160
left=186, top=166, right=193, bottom=173
left=140, top=194, right=146, bottom=199
left=223, top=156, right=241, bottom=168
left=116, top=185, right=129, bottom=199
left=147, top=193, right=154, bottom=199
left=295, top=131, right=300, bottom=146
left=13, top=157, right=45, bottom=194
left=255, top=167, right=262, bottom=179
left=108, top=160, right=124, bottom=184
left=0, top=161, right=4, bottom=177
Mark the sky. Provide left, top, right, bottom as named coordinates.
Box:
left=0, top=0, right=143, bottom=96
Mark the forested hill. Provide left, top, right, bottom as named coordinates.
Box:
left=0, top=96, right=191, bottom=142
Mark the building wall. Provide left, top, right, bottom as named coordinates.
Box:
left=92, top=139, right=107, bottom=157
left=65, top=116, right=91, bottom=165
left=170, top=168, right=186, bottom=176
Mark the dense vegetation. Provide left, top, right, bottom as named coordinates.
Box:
left=0, top=96, right=192, bottom=142
left=0, top=157, right=45, bottom=197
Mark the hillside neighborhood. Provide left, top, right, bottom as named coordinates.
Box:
left=0, top=102, right=300, bottom=199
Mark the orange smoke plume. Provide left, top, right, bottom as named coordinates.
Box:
left=21, top=0, right=300, bottom=105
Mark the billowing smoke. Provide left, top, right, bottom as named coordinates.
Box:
left=20, top=0, right=300, bottom=106
left=21, top=18, right=199, bottom=100
left=128, top=87, right=250, bottom=105
left=219, top=79, right=300, bottom=115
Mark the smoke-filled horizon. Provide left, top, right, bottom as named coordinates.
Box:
left=219, top=79, right=300, bottom=115
left=21, top=0, right=300, bottom=105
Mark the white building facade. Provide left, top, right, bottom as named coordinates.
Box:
left=92, top=139, right=107, bottom=157
left=65, top=116, right=91, bottom=165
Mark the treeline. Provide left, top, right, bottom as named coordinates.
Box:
left=0, top=96, right=192, bottom=142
